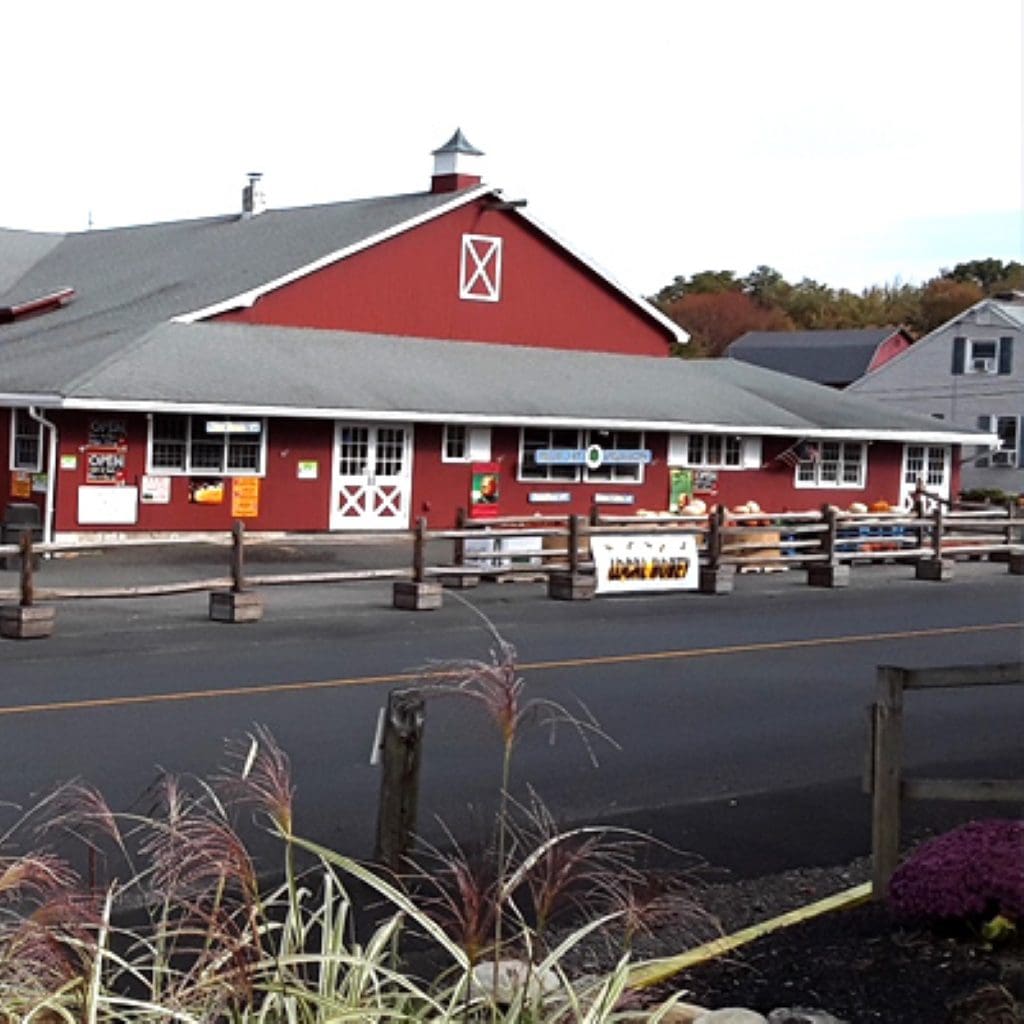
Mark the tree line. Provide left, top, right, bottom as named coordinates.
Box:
left=649, top=258, right=1024, bottom=357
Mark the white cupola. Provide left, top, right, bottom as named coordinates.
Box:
left=430, top=128, right=484, bottom=193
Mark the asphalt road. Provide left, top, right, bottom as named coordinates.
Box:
left=1, top=550, right=1021, bottom=878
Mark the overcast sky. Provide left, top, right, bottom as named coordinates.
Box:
left=3, top=1, right=1021, bottom=297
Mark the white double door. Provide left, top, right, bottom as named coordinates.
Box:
left=899, top=444, right=951, bottom=510
left=331, top=423, right=413, bottom=530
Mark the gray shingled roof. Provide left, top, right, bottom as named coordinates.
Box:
left=16, top=320, right=979, bottom=443
left=0, top=190, right=476, bottom=389
left=0, top=199, right=985, bottom=444
left=726, top=328, right=902, bottom=385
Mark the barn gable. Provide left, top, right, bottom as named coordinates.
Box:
left=209, top=196, right=680, bottom=356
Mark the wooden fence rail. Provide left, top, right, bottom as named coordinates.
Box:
left=866, top=662, right=1024, bottom=897
left=0, top=503, right=1020, bottom=622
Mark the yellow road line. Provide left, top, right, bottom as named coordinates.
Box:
left=0, top=622, right=1018, bottom=719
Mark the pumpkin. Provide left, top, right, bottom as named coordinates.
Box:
left=870, top=500, right=891, bottom=513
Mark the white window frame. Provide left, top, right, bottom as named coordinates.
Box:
left=667, top=433, right=760, bottom=469
left=518, top=427, right=583, bottom=483
left=146, top=413, right=267, bottom=477
left=966, top=338, right=999, bottom=375
left=441, top=424, right=492, bottom=463
left=990, top=416, right=1020, bottom=468
left=9, top=409, right=43, bottom=472
left=459, top=234, right=503, bottom=303
left=583, top=429, right=646, bottom=484
left=517, top=427, right=647, bottom=484
left=794, top=440, right=867, bottom=489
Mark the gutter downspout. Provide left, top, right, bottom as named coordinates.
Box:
left=27, top=406, right=58, bottom=549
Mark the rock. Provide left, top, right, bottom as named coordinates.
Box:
left=767, top=1010, right=848, bottom=1024
left=469, top=958, right=559, bottom=1003
left=656, top=1001, right=712, bottom=1023
left=694, top=1010, right=767, bottom=1024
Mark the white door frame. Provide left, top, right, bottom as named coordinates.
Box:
left=899, top=443, right=951, bottom=511
left=330, top=422, right=414, bottom=530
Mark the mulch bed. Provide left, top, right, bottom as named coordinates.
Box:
left=561, top=855, right=1023, bottom=1022
left=671, top=899, right=1022, bottom=1023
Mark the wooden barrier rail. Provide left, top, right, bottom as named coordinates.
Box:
left=866, top=662, right=1024, bottom=897
left=0, top=503, right=1020, bottom=634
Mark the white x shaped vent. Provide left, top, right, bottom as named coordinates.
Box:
left=459, top=234, right=503, bottom=302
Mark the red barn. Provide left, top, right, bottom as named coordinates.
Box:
left=0, top=131, right=985, bottom=541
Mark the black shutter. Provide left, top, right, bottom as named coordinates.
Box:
left=976, top=415, right=992, bottom=468
left=998, top=336, right=1013, bottom=374
left=951, top=336, right=966, bottom=375
left=1017, top=416, right=1023, bottom=470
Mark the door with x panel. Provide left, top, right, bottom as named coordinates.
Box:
left=331, top=423, right=413, bottom=530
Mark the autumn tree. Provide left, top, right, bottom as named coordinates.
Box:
left=914, top=278, right=985, bottom=333
left=943, top=259, right=1024, bottom=292
left=650, top=257, right=1013, bottom=355
left=662, top=290, right=793, bottom=357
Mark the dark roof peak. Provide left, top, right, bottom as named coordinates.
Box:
left=432, top=128, right=484, bottom=157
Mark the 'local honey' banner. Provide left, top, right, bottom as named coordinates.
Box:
left=592, top=534, right=699, bottom=594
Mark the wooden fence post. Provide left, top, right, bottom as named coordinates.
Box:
left=413, top=516, right=427, bottom=584
left=19, top=532, right=34, bottom=608
left=454, top=507, right=467, bottom=567
left=699, top=505, right=733, bottom=594
left=932, top=502, right=944, bottom=560
left=568, top=514, right=581, bottom=576
left=0, top=532, right=54, bottom=638
left=548, top=514, right=595, bottom=599
left=808, top=504, right=849, bottom=587
left=374, top=688, right=426, bottom=870
left=871, top=665, right=905, bottom=897
left=916, top=501, right=952, bottom=580
left=230, top=520, right=246, bottom=593
left=393, top=518, right=442, bottom=609
left=209, top=520, right=263, bottom=622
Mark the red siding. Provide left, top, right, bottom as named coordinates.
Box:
left=215, top=202, right=674, bottom=357
left=51, top=413, right=334, bottom=533
left=867, top=332, right=912, bottom=373
left=40, top=410, right=935, bottom=534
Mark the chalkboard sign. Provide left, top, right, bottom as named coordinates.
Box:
left=85, top=448, right=126, bottom=483
left=88, top=418, right=127, bottom=447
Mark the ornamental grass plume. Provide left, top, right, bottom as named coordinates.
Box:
left=414, top=607, right=616, bottom=984
left=217, top=723, right=295, bottom=837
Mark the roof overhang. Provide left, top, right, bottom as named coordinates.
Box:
left=39, top=395, right=990, bottom=446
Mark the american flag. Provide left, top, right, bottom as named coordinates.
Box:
left=776, top=440, right=820, bottom=467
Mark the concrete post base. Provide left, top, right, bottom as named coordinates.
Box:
left=1, top=604, right=55, bottom=639
left=699, top=565, right=735, bottom=595
left=548, top=571, right=596, bottom=601
left=1007, top=550, right=1024, bottom=575
left=915, top=558, right=954, bottom=581
left=807, top=564, right=851, bottom=588
left=441, top=570, right=481, bottom=589
left=393, top=581, right=443, bottom=610
left=209, top=590, right=264, bottom=623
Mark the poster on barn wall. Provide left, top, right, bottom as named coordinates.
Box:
left=231, top=477, right=260, bottom=518
left=592, top=534, right=699, bottom=594
left=469, top=462, right=500, bottom=519
left=669, top=469, right=693, bottom=512
left=189, top=479, right=225, bottom=505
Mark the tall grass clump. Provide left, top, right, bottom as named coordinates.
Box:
left=0, top=625, right=716, bottom=1022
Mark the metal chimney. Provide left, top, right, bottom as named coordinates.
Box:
left=241, top=172, right=266, bottom=218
